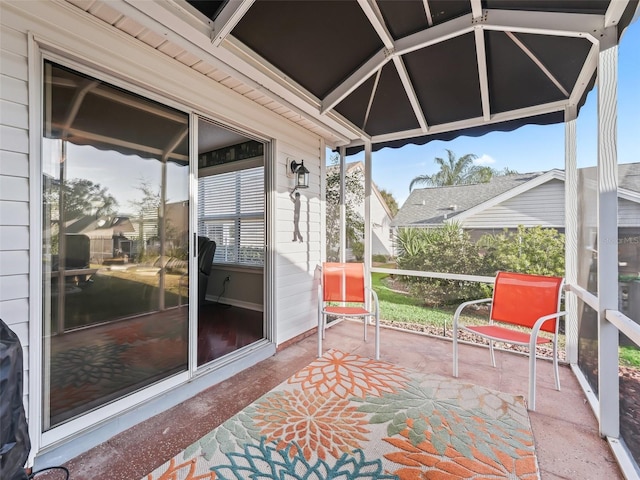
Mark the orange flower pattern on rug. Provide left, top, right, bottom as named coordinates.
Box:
left=143, top=349, right=540, bottom=480
left=385, top=418, right=538, bottom=479
left=251, top=388, right=369, bottom=460
left=288, top=349, right=410, bottom=398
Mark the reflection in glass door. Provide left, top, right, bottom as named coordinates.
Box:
left=42, top=61, right=190, bottom=428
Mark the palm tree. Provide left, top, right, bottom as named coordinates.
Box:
left=409, top=149, right=492, bottom=190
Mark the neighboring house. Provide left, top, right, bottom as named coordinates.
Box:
left=393, top=170, right=565, bottom=238
left=393, top=163, right=640, bottom=239
left=392, top=163, right=640, bottom=278
left=64, top=215, right=137, bottom=264
left=327, top=161, right=395, bottom=258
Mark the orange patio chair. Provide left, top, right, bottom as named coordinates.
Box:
left=452, top=271, right=565, bottom=411
left=318, top=262, right=380, bottom=359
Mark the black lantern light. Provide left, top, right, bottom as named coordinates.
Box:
left=290, top=160, right=309, bottom=190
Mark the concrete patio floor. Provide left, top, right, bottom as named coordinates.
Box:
left=37, top=321, right=622, bottom=479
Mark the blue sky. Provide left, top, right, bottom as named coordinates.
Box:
left=342, top=20, right=640, bottom=206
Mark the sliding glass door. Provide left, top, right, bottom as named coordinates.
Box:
left=42, top=61, right=190, bottom=428
left=195, top=118, right=266, bottom=366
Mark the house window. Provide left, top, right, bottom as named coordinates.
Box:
left=198, top=166, right=264, bottom=266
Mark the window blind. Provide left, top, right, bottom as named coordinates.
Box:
left=198, top=167, right=264, bottom=266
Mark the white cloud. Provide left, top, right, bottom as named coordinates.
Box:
left=474, top=154, right=496, bottom=165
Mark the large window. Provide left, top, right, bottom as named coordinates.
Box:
left=198, top=167, right=264, bottom=266
left=42, top=61, right=189, bottom=429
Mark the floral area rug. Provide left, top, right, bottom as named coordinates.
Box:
left=143, top=349, right=540, bottom=479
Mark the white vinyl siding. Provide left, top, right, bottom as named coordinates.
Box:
left=0, top=21, right=30, bottom=410
left=275, top=142, right=323, bottom=344
left=619, top=198, right=640, bottom=227
left=461, top=179, right=565, bottom=229
left=370, top=190, right=393, bottom=256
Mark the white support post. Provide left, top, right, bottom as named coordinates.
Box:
left=596, top=33, right=619, bottom=439
left=564, top=109, right=579, bottom=364
left=320, top=140, right=327, bottom=263
left=364, top=142, right=373, bottom=308
left=339, top=146, right=347, bottom=263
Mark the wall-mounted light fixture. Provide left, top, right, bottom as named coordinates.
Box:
left=290, top=160, right=309, bottom=191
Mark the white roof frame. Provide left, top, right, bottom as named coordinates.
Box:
left=115, top=1, right=632, bottom=151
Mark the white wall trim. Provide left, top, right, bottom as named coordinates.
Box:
left=26, top=31, right=44, bottom=467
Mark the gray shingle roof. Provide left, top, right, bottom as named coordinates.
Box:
left=392, top=172, right=546, bottom=227
left=392, top=163, right=640, bottom=227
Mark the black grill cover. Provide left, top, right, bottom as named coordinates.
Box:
left=0, top=319, right=30, bottom=480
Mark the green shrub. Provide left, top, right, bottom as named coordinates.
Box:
left=479, top=225, right=565, bottom=277
left=351, top=241, right=364, bottom=261
left=395, top=224, right=489, bottom=306
left=394, top=224, right=565, bottom=307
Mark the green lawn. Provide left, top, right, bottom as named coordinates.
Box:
left=371, top=271, right=486, bottom=329
left=621, top=345, right=640, bottom=367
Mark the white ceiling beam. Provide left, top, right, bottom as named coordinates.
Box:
left=568, top=42, right=599, bottom=107
left=605, top=0, right=630, bottom=28
left=392, top=56, right=429, bottom=131
left=395, top=13, right=476, bottom=55
left=211, top=0, right=255, bottom=47
left=362, top=98, right=569, bottom=145
left=482, top=9, right=604, bottom=43
left=357, top=0, right=395, bottom=50
left=506, top=31, right=570, bottom=97
left=366, top=9, right=603, bottom=60
left=474, top=27, right=491, bottom=121
left=321, top=48, right=392, bottom=114
left=422, top=0, right=433, bottom=26
left=470, top=0, right=483, bottom=20
left=362, top=69, right=382, bottom=130
left=323, top=12, right=476, bottom=115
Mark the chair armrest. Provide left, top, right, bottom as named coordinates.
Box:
left=452, top=297, right=492, bottom=334
left=452, top=298, right=492, bottom=326
left=367, top=287, right=380, bottom=312
left=530, top=310, right=567, bottom=341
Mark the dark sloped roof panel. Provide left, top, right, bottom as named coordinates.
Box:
left=485, top=30, right=567, bottom=114
left=511, top=33, right=592, bottom=95
left=365, top=63, right=421, bottom=135
left=334, top=75, right=377, bottom=129
left=404, top=32, right=483, bottom=125
left=232, top=0, right=382, bottom=98
left=186, top=0, right=226, bottom=20
left=376, top=0, right=430, bottom=39
left=619, top=0, right=640, bottom=40
left=428, top=0, right=472, bottom=26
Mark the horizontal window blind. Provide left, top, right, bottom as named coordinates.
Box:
left=198, top=166, right=264, bottom=266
